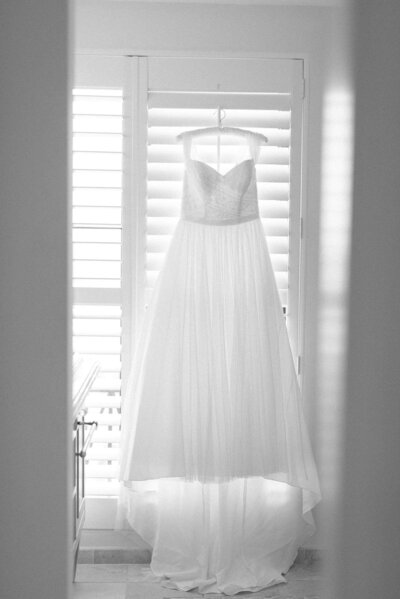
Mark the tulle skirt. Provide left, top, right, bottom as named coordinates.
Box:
left=117, top=218, right=321, bottom=594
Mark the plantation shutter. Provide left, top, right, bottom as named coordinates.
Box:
left=143, top=57, right=304, bottom=355
left=73, top=56, right=129, bottom=500
left=73, top=55, right=305, bottom=527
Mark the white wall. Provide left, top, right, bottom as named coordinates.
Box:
left=334, top=2, right=400, bottom=598
left=316, top=0, right=354, bottom=585
left=76, top=1, right=330, bottom=58
left=0, top=3, right=72, bottom=599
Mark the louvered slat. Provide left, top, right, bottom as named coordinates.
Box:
left=85, top=480, right=120, bottom=497
left=148, top=127, right=290, bottom=147
left=86, top=464, right=120, bottom=479
left=86, top=446, right=120, bottom=460
left=148, top=93, right=291, bottom=111
left=149, top=108, right=290, bottom=129
left=148, top=144, right=290, bottom=165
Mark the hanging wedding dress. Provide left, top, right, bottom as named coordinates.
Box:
left=116, top=130, right=321, bottom=595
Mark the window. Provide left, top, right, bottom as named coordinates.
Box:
left=72, top=86, right=123, bottom=496
left=73, top=55, right=305, bottom=525
left=142, top=57, right=304, bottom=354
left=146, top=100, right=291, bottom=311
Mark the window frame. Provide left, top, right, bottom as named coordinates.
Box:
left=126, top=56, right=305, bottom=360
left=74, top=53, right=306, bottom=527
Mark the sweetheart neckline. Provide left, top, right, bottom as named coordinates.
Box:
left=188, top=158, right=254, bottom=178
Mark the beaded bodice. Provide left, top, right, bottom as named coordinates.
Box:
left=180, top=134, right=261, bottom=226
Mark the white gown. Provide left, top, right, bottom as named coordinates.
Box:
left=117, top=133, right=321, bottom=595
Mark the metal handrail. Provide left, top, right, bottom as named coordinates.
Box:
left=75, top=420, right=98, bottom=458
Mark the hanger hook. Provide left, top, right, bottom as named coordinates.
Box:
left=216, top=106, right=227, bottom=128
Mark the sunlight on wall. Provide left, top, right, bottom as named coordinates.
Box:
left=317, top=88, right=354, bottom=559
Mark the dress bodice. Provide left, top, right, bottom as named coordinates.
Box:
left=180, top=136, right=261, bottom=226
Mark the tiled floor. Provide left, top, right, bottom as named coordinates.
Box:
left=73, top=562, right=323, bottom=599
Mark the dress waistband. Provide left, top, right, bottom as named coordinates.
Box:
left=181, top=214, right=259, bottom=227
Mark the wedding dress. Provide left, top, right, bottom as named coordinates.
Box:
left=116, top=131, right=321, bottom=595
